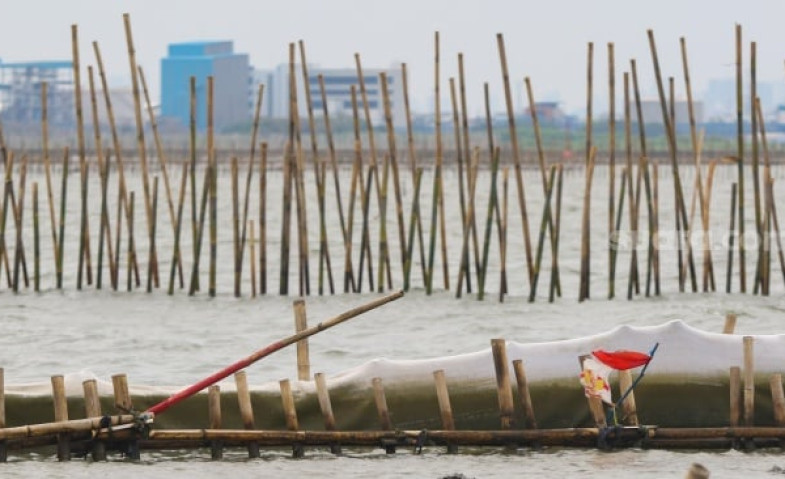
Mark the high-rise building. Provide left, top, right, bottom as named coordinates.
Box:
left=0, top=59, right=73, bottom=125
left=161, top=41, right=250, bottom=130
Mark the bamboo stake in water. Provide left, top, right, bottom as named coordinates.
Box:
left=607, top=43, right=616, bottom=299
left=499, top=168, right=509, bottom=302
left=0, top=153, right=12, bottom=287
left=479, top=147, right=501, bottom=301
left=381, top=72, right=407, bottom=288
left=189, top=76, right=199, bottom=292
left=585, top=42, right=594, bottom=168
left=33, top=182, right=39, bottom=292
left=40, top=82, right=59, bottom=288
left=458, top=55, right=482, bottom=291
left=72, top=24, right=90, bottom=290
left=168, top=162, right=188, bottom=295
left=189, top=162, right=212, bottom=296
left=496, top=33, right=533, bottom=285
left=238, top=84, right=264, bottom=296
left=735, top=25, right=746, bottom=293
left=124, top=13, right=157, bottom=287
left=456, top=149, right=479, bottom=297
left=249, top=220, right=257, bottom=298
left=56, top=147, right=68, bottom=289
left=579, top=148, right=597, bottom=302
left=12, top=156, right=28, bottom=292
left=549, top=165, right=564, bottom=303
left=404, top=168, right=424, bottom=291
left=232, top=157, right=241, bottom=296
left=449, top=77, right=470, bottom=293
left=727, top=183, right=738, bottom=293
left=259, top=143, right=268, bottom=295
left=127, top=192, right=135, bottom=292
left=208, top=77, right=218, bottom=298
left=147, top=177, right=159, bottom=293
left=529, top=166, right=558, bottom=302
left=139, top=65, right=182, bottom=288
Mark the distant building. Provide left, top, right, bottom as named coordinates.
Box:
left=0, top=59, right=73, bottom=125
left=161, top=41, right=250, bottom=130
left=524, top=101, right=566, bottom=124
left=634, top=99, right=703, bottom=128
left=257, top=64, right=405, bottom=128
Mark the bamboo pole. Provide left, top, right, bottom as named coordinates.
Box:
left=455, top=150, right=478, bottom=298
left=234, top=371, right=260, bottom=458
left=513, top=359, right=537, bottom=429
left=279, top=379, right=303, bottom=457
left=607, top=43, right=616, bottom=299
left=232, top=157, right=241, bottom=296
left=735, top=25, right=746, bottom=293
left=358, top=164, right=376, bottom=292
left=371, top=377, right=393, bottom=431
left=82, top=379, right=106, bottom=461
left=435, top=34, right=449, bottom=291
left=491, top=339, right=514, bottom=429
left=404, top=168, right=424, bottom=291
left=549, top=165, right=564, bottom=302
left=168, top=162, right=188, bottom=295
left=618, top=369, right=638, bottom=426
left=727, top=183, right=738, bottom=293
left=88, top=66, right=115, bottom=290
left=40, top=82, right=59, bottom=288
left=127, top=191, right=136, bottom=291
left=51, top=375, right=70, bottom=461
left=449, top=77, right=470, bottom=293
left=743, top=336, right=754, bottom=426
left=33, top=182, right=39, bottom=292
left=93, top=41, right=137, bottom=289
left=579, top=148, right=597, bottom=301
left=249, top=220, right=257, bottom=298
left=433, top=370, right=458, bottom=453
left=293, top=299, right=310, bottom=381
left=314, top=372, right=341, bottom=454
left=0, top=367, right=4, bottom=462
left=585, top=42, right=593, bottom=168
left=0, top=414, right=137, bottom=441
left=147, top=177, right=159, bottom=293
left=189, top=76, right=199, bottom=292
left=401, top=64, right=429, bottom=290
left=56, top=148, right=68, bottom=289
left=139, top=65, right=181, bottom=288
left=627, top=67, right=643, bottom=296
left=499, top=167, right=509, bottom=302
left=730, top=366, right=741, bottom=427
left=238, top=84, right=264, bottom=297
left=496, top=33, right=533, bottom=285
left=770, top=374, right=785, bottom=426
left=259, top=143, right=268, bottom=295
left=208, top=385, right=223, bottom=460
left=112, top=372, right=139, bottom=459
left=723, top=313, right=737, bottom=334
left=381, top=72, right=407, bottom=288
left=72, top=24, right=90, bottom=291
left=279, top=48, right=296, bottom=296
left=0, top=153, right=9, bottom=287
left=124, top=13, right=157, bottom=287
left=458, top=55, right=482, bottom=291
left=317, top=76, right=349, bottom=284
left=529, top=166, right=557, bottom=302
left=478, top=147, right=501, bottom=300
left=188, top=161, right=211, bottom=296
left=12, top=156, right=28, bottom=292
left=207, top=77, right=217, bottom=297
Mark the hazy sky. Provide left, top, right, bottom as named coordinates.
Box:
left=2, top=0, right=784, bottom=116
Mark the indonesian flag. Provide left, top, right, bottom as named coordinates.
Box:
left=580, top=349, right=652, bottom=404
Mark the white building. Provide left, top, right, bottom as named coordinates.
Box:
left=253, top=64, right=405, bottom=128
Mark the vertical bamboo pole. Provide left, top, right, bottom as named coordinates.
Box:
left=83, top=379, right=106, bottom=461
left=433, top=369, right=458, bottom=453
left=618, top=369, right=639, bottom=425
left=585, top=42, right=594, bottom=168
left=127, top=192, right=136, bottom=291
left=401, top=63, right=429, bottom=288
left=280, top=379, right=304, bottom=458
left=234, top=371, right=260, bottom=458
left=33, top=182, right=39, bottom=292
left=371, top=377, right=393, bottom=430
left=743, top=336, right=754, bottom=426
left=723, top=313, right=737, bottom=334
left=279, top=51, right=295, bottom=296
left=579, top=148, right=597, bottom=301
left=734, top=25, right=746, bottom=293
left=207, top=385, right=223, bottom=460
left=404, top=168, right=424, bottom=291
left=207, top=77, right=217, bottom=297
left=497, top=33, right=534, bottom=285
left=381, top=72, right=407, bottom=286
left=12, top=157, right=28, bottom=292
left=627, top=68, right=643, bottom=296
left=147, top=177, right=159, bottom=293
left=249, top=220, right=257, bottom=298
left=168, top=162, right=188, bottom=295
left=652, top=159, right=661, bottom=295
left=512, top=359, right=537, bottom=429
left=188, top=162, right=211, bottom=295
left=72, top=24, right=90, bottom=291
left=727, top=183, right=738, bottom=293
left=189, top=77, right=199, bottom=292
left=458, top=55, right=482, bottom=290
left=314, top=373, right=341, bottom=454
left=40, top=82, right=59, bottom=288
left=449, top=77, right=470, bottom=293
left=259, top=143, right=267, bottom=295
left=730, top=366, right=741, bottom=426
left=455, top=150, right=478, bottom=297
left=113, top=373, right=137, bottom=459
left=238, top=85, right=264, bottom=297
left=51, top=375, right=70, bottom=461
left=607, top=43, right=616, bottom=298
left=232, top=157, right=241, bottom=296
left=770, top=374, right=785, bottom=426
left=123, top=14, right=157, bottom=287
left=293, top=299, right=310, bottom=381
left=88, top=67, right=115, bottom=290
left=490, top=339, right=514, bottom=429
left=499, top=168, right=509, bottom=302
left=0, top=368, right=5, bottom=462
left=56, top=148, right=68, bottom=289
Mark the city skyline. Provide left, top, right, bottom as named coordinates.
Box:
left=1, top=0, right=784, bottom=119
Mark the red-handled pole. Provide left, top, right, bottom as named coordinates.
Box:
left=147, top=290, right=404, bottom=415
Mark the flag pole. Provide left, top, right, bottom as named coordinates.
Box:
left=609, top=342, right=660, bottom=424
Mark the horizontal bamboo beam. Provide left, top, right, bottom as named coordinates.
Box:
left=0, top=414, right=138, bottom=440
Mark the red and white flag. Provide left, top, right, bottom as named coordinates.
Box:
left=580, top=349, right=652, bottom=404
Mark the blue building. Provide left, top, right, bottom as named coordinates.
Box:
left=161, top=41, right=249, bottom=131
